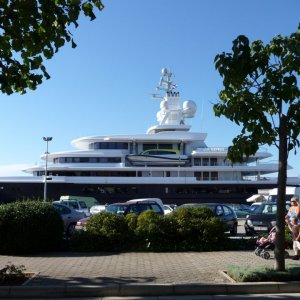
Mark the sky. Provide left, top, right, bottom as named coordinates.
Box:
left=0, top=0, right=300, bottom=177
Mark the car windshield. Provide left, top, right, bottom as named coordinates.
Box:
left=250, top=204, right=261, bottom=211
left=69, top=201, right=79, bottom=209
left=106, top=204, right=128, bottom=214
left=256, top=204, right=277, bottom=214
left=79, top=201, right=87, bottom=208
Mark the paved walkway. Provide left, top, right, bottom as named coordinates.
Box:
left=0, top=250, right=299, bottom=286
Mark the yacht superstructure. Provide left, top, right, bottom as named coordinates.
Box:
left=0, top=68, right=299, bottom=204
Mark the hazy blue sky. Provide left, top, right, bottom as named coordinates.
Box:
left=0, top=0, right=300, bottom=177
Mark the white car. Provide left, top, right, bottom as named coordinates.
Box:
left=127, top=198, right=165, bottom=213
left=90, top=205, right=107, bottom=215
left=163, top=205, right=174, bottom=215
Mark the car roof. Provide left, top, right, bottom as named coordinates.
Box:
left=126, top=200, right=159, bottom=204
left=109, top=201, right=161, bottom=206
left=181, top=203, right=228, bottom=206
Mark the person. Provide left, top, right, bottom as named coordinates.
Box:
left=285, top=196, right=300, bottom=225
left=287, top=217, right=300, bottom=260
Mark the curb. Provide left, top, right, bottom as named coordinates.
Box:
left=1, top=282, right=300, bottom=298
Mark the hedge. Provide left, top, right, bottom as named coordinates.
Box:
left=0, top=201, right=64, bottom=254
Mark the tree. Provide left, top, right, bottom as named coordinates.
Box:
left=213, top=25, right=300, bottom=271
left=0, top=0, right=104, bottom=95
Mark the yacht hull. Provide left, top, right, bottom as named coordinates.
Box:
left=0, top=179, right=280, bottom=205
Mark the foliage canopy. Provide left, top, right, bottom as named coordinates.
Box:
left=0, top=0, right=104, bottom=95
left=213, top=25, right=300, bottom=271
left=214, top=25, right=300, bottom=162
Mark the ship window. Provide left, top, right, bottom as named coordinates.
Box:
left=158, top=144, right=173, bottom=149
left=211, top=172, right=218, bottom=180
left=142, top=144, right=173, bottom=151
left=52, top=157, right=121, bottom=164
left=203, top=172, right=209, bottom=180
left=194, top=158, right=201, bottom=166
left=202, top=158, right=209, bottom=166
left=80, top=157, right=89, bottom=163
left=143, top=144, right=157, bottom=151
left=194, top=172, right=202, bottom=180
left=83, top=186, right=139, bottom=194
left=210, top=158, right=218, bottom=166
left=90, top=142, right=128, bottom=150
left=44, top=170, right=135, bottom=177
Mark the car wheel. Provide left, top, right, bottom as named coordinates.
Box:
left=230, top=223, right=238, bottom=236
left=67, top=223, right=76, bottom=236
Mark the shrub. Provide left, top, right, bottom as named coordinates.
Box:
left=70, top=207, right=231, bottom=252
left=0, top=201, right=64, bottom=254
left=124, top=213, right=139, bottom=249
left=168, top=207, right=225, bottom=251
left=135, top=210, right=168, bottom=250
left=84, top=212, right=130, bottom=251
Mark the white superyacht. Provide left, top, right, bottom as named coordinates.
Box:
left=0, top=68, right=298, bottom=204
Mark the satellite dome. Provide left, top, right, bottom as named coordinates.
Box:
left=182, top=100, right=197, bottom=117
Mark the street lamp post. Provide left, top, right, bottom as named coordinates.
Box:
left=43, top=137, right=53, bottom=202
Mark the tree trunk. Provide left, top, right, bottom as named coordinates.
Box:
left=274, top=114, right=288, bottom=271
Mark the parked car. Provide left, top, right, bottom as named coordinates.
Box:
left=106, top=201, right=164, bottom=215
left=227, top=203, right=251, bottom=218
left=90, top=204, right=107, bottom=215
left=106, top=200, right=164, bottom=216
left=52, top=202, right=86, bottom=235
left=180, top=203, right=238, bottom=235
left=244, top=202, right=291, bottom=236
left=75, top=200, right=164, bottom=231
left=127, top=198, right=165, bottom=212
left=75, top=217, right=90, bottom=231
left=168, top=204, right=178, bottom=210
left=163, top=204, right=174, bottom=215
left=249, top=202, right=263, bottom=212
left=53, top=199, right=90, bottom=216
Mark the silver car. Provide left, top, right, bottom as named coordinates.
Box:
left=52, top=203, right=86, bottom=235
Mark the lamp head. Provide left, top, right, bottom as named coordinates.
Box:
left=43, top=137, right=53, bottom=142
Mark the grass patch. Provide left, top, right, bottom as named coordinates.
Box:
left=227, top=264, right=300, bottom=282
